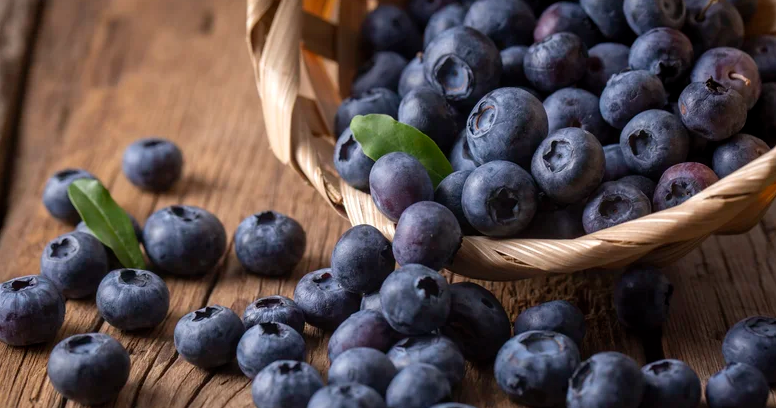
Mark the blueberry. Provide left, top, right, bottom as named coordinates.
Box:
left=42, top=168, right=97, bottom=224
left=398, top=54, right=431, bottom=98
left=360, top=292, right=381, bottom=311
left=746, top=82, right=776, bottom=147
left=620, top=109, right=690, bottom=179
left=143, top=205, right=226, bottom=276
left=234, top=211, right=306, bottom=277
left=408, top=0, right=457, bottom=26
left=684, top=0, right=744, bottom=57
left=624, top=0, right=686, bottom=35
left=580, top=0, right=633, bottom=40
left=712, top=134, right=770, bottom=178
left=329, top=347, right=397, bottom=395
left=690, top=47, right=762, bottom=110
left=387, top=335, right=465, bottom=385
left=614, top=266, right=673, bottom=331
left=722, top=316, right=776, bottom=382
left=544, top=87, right=613, bottom=143
left=251, top=360, right=324, bottom=408
left=369, top=152, right=434, bottom=222
left=331, top=225, right=394, bottom=294
left=618, top=175, right=657, bottom=199
left=440, top=282, right=511, bottom=362
left=582, top=181, right=651, bottom=233
left=398, top=88, right=460, bottom=153
left=360, top=5, right=422, bottom=59
left=464, top=0, right=536, bottom=49
left=423, top=26, right=502, bottom=109
left=743, top=35, right=776, bottom=83
left=237, top=322, right=305, bottom=378
left=629, top=28, right=693, bottom=88
left=678, top=78, right=747, bottom=141
left=47, top=333, right=130, bottom=406
left=122, top=137, right=183, bottom=191
left=174, top=305, right=245, bottom=368
left=243, top=295, right=306, bottom=334
left=308, top=383, right=387, bottom=408
left=728, top=0, right=757, bottom=20
left=0, top=276, right=64, bottom=346
left=380, top=264, right=451, bottom=335
left=96, top=269, right=169, bottom=331
left=393, top=201, right=462, bottom=270
left=435, top=171, right=475, bottom=234
left=461, top=160, right=539, bottom=237
left=566, top=351, right=645, bottom=408
left=580, top=43, right=630, bottom=96
left=706, top=362, right=769, bottom=408
left=514, top=300, right=586, bottom=346
left=293, top=268, right=361, bottom=331
left=534, top=2, right=602, bottom=48
left=603, top=144, right=631, bottom=181
left=466, top=87, right=548, bottom=167
left=500, top=46, right=529, bottom=87
left=532, top=128, right=606, bottom=205
left=523, top=32, right=589, bottom=93
left=495, top=330, right=581, bottom=407
left=352, top=51, right=408, bottom=96
left=653, top=162, right=719, bottom=211
left=448, top=132, right=479, bottom=172
left=600, top=70, right=668, bottom=129
left=333, top=128, right=374, bottom=192
left=328, top=309, right=400, bottom=361
left=385, top=363, right=451, bottom=408
left=640, top=359, right=701, bottom=408
left=334, top=88, right=400, bottom=137
left=519, top=204, right=586, bottom=239
left=423, top=4, right=466, bottom=48
left=40, top=231, right=109, bottom=298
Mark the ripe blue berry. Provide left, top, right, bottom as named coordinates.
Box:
left=328, top=310, right=400, bottom=361
left=435, top=171, right=475, bottom=234
left=582, top=181, right=651, bottom=233
left=242, top=295, right=305, bottom=334
left=398, top=54, right=431, bottom=98
left=393, top=201, right=462, bottom=270
left=523, top=32, right=589, bottom=93
left=399, top=88, right=460, bottom=153
left=385, top=363, right=451, bottom=408
left=234, top=211, right=306, bottom=277
left=566, top=352, right=645, bottom=408
left=712, top=134, right=769, bottom=178
left=623, top=0, right=685, bottom=35
left=690, top=47, right=761, bottom=109
left=684, top=0, right=744, bottom=56
left=464, top=0, right=537, bottom=49
left=387, top=335, right=466, bottom=385
left=237, top=322, right=305, bottom=378
left=369, top=152, right=434, bottom=222
left=174, top=305, right=245, bottom=368
left=600, top=70, right=667, bottom=129
left=534, top=2, right=602, bottom=48
left=514, top=300, right=586, bottom=346
left=352, top=52, right=407, bottom=96
left=331, top=224, right=394, bottom=294
left=96, top=269, right=169, bottom=331
left=329, top=347, right=397, bottom=395
left=544, top=87, right=612, bottom=143
left=251, top=360, right=324, bottom=408
left=42, top=168, right=97, bottom=224
left=40, top=231, right=109, bottom=299
left=640, top=359, right=701, bottom=408
left=424, top=4, right=466, bottom=48
left=620, top=109, right=690, bottom=178
left=334, top=128, right=374, bottom=192
left=628, top=28, right=693, bottom=88
left=334, top=88, right=400, bottom=137
left=722, top=316, right=776, bottom=382
left=580, top=0, right=632, bottom=40
left=380, top=264, right=451, bottom=335
left=122, top=138, right=183, bottom=191
left=293, top=268, right=360, bottom=331
left=614, top=266, right=673, bottom=331
left=678, top=78, right=747, bottom=141
left=360, top=5, right=422, bottom=59
left=580, top=43, right=630, bottom=96
left=0, top=275, right=65, bottom=346
left=706, top=362, right=769, bottom=408
left=653, top=162, right=719, bottom=211
left=308, top=383, right=387, bottom=408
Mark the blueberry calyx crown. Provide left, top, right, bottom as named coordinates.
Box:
left=5, top=277, right=36, bottom=292
left=193, top=306, right=220, bottom=322
left=705, top=77, right=727, bottom=95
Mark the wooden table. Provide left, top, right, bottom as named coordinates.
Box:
left=0, top=0, right=774, bottom=406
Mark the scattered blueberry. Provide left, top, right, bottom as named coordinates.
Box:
left=398, top=54, right=431, bottom=98
left=234, top=211, right=306, bottom=276
left=652, top=162, right=719, bottom=211
left=243, top=295, right=306, bottom=334
left=398, top=88, right=460, bottom=153
left=743, top=35, right=776, bottom=83
left=237, top=321, right=305, bottom=378
left=706, top=362, right=769, bottom=408
left=40, top=231, right=108, bottom=299
left=308, top=383, right=387, bottom=408
left=722, top=315, right=776, bottom=382
left=543, top=87, right=612, bottom=143
left=690, top=47, right=762, bottom=109
left=42, top=168, right=97, bottom=224
left=293, top=268, right=361, bottom=331
left=352, top=51, right=408, bottom=96
left=334, top=88, right=400, bottom=137
left=684, top=0, right=744, bottom=57
left=96, top=269, right=169, bottom=331
left=712, top=134, right=770, bottom=178
left=640, top=359, right=701, bottom=408
left=331, top=224, right=394, bottom=294
left=424, top=4, right=466, bottom=48
left=614, top=266, right=673, bottom=331
left=599, top=70, right=667, bottom=129
left=387, top=335, right=466, bottom=385
left=385, top=363, right=452, bottom=408
left=523, top=32, right=589, bottom=93
left=678, top=78, right=747, bottom=141
left=122, top=137, right=183, bottom=191
left=360, top=292, right=381, bottom=311
left=369, top=152, right=434, bottom=222
left=603, top=143, right=632, bottom=181
left=448, top=131, right=479, bottom=172
left=251, top=360, right=324, bottom=408
left=580, top=42, right=630, bottom=96
left=534, top=2, right=602, bottom=48
left=566, top=351, right=645, bottom=408
left=329, top=347, right=397, bottom=395
left=618, top=175, right=657, bottom=199
left=380, top=264, right=451, bottom=335
left=0, top=275, right=65, bottom=346
left=464, top=0, right=537, bottom=49
left=623, top=0, right=686, bottom=35
left=173, top=305, right=245, bottom=368
left=514, top=300, right=586, bottom=346
left=360, top=5, right=422, bottom=59
left=619, top=109, right=690, bottom=179
left=328, top=309, right=400, bottom=361
left=393, top=201, right=462, bottom=270
left=582, top=181, right=651, bottom=233
left=628, top=28, right=693, bottom=88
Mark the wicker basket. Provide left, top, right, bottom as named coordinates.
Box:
left=246, top=0, right=776, bottom=281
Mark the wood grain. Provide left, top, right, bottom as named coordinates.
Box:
left=0, top=0, right=771, bottom=407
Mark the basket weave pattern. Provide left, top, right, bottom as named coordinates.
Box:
left=246, top=0, right=776, bottom=281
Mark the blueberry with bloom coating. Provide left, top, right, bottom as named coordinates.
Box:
left=380, top=264, right=451, bottom=335
left=293, top=269, right=361, bottom=331
left=614, top=266, right=673, bottom=331
left=600, top=70, right=667, bottom=129
left=387, top=335, right=466, bottom=385
left=684, top=0, right=744, bottom=57
left=534, top=2, right=602, bottom=48
left=251, top=360, right=324, bottom=408
left=463, top=0, right=537, bottom=49
left=624, top=0, right=686, bottom=35
left=334, top=88, right=400, bottom=137
left=722, top=315, right=776, bottom=382
left=42, top=168, right=97, bottom=224
left=580, top=0, right=632, bottom=40
left=705, top=362, right=769, bottom=408
left=398, top=54, right=431, bottom=98
left=331, top=224, right=394, bottom=294
left=653, top=162, right=719, bottom=211
left=122, top=137, right=183, bottom=191
left=523, top=32, right=589, bottom=93
left=678, top=78, right=747, bottom=141
left=398, top=88, right=460, bottom=153
left=712, top=134, right=769, bottom=178
left=582, top=181, right=651, bottom=233
left=174, top=305, right=245, bottom=368
left=544, top=87, right=612, bottom=143
left=641, top=359, right=701, bottom=408
left=334, top=128, right=374, bottom=192
left=329, top=348, right=397, bottom=395
left=0, top=275, right=65, bottom=346
left=360, top=5, right=422, bottom=59
left=423, top=4, right=466, bottom=48
left=328, top=310, right=400, bottom=361
left=369, top=152, right=434, bottom=222
left=243, top=295, right=305, bottom=334
left=307, top=383, right=387, bottom=408
left=619, top=109, right=690, bottom=179
left=629, top=28, right=693, bottom=88
left=236, top=322, right=305, bottom=378
left=514, top=300, right=586, bottom=346
left=566, top=351, right=645, bottom=408
left=40, top=231, right=109, bottom=299
left=393, top=201, right=462, bottom=270
left=234, top=211, right=306, bottom=276
left=690, top=47, right=761, bottom=109
left=352, top=52, right=408, bottom=96
left=385, top=363, right=451, bottom=408
left=580, top=43, right=630, bottom=96
left=96, top=269, right=169, bottom=331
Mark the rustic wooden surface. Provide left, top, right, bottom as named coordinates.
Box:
left=0, top=0, right=772, bottom=407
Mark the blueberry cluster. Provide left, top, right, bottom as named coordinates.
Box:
left=335, top=0, right=775, bottom=243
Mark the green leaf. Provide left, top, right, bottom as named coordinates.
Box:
left=351, top=114, right=453, bottom=187
left=67, top=179, right=146, bottom=270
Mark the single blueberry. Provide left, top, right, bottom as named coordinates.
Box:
left=706, top=362, right=769, bottom=408
left=329, top=347, right=398, bottom=395
left=237, top=321, right=305, bottom=378
left=566, top=351, right=645, bottom=408
left=360, top=5, right=422, bottom=59
left=423, top=4, right=466, bottom=48
left=307, top=383, right=387, bottom=408
left=385, top=363, right=451, bottom=408
left=448, top=131, right=479, bottom=172
left=534, top=2, right=602, bottom=48
left=678, top=78, right=747, bottom=141
left=234, top=211, right=306, bottom=276
left=369, top=152, right=434, bottom=222
left=40, top=231, right=109, bottom=298
left=712, top=134, right=769, bottom=178
left=684, top=0, right=744, bottom=57
left=352, top=51, right=408, bottom=96
left=333, top=128, right=375, bottom=192
left=620, top=109, right=690, bottom=179
left=328, top=309, right=400, bottom=361
left=393, top=201, right=462, bottom=270
left=360, top=292, right=381, bottom=312
left=603, top=144, right=631, bottom=181
left=624, top=0, right=686, bottom=35
left=122, top=137, right=183, bottom=191
left=387, top=335, right=465, bottom=385
left=331, top=224, right=394, bottom=294
left=619, top=175, right=657, bottom=199
left=293, top=268, right=361, bottom=331
left=380, top=264, right=451, bottom=335
left=641, top=359, right=701, bottom=408
left=722, top=315, right=776, bottom=382
left=42, top=168, right=97, bottom=224
left=398, top=88, right=460, bottom=153
left=466, top=87, right=548, bottom=167
left=629, top=28, right=694, bottom=88
left=652, top=162, right=719, bottom=211
left=746, top=82, right=776, bottom=147
left=514, top=300, right=586, bottom=346
left=251, top=360, right=324, bottom=408
left=523, top=32, right=589, bottom=93
left=614, top=266, right=673, bottom=331
left=743, top=35, right=776, bottom=83
left=532, top=128, right=605, bottom=205
left=580, top=42, right=630, bottom=96
left=464, top=0, right=537, bottom=49
left=500, top=46, right=529, bottom=87
left=173, top=305, right=245, bottom=368
left=0, top=275, right=65, bottom=346
left=599, top=70, right=668, bottom=129
left=582, top=181, right=651, bottom=233
left=398, top=54, right=431, bottom=98
left=461, top=160, right=539, bottom=237
left=495, top=330, right=581, bottom=407
left=242, top=295, right=306, bottom=334
left=334, top=88, right=400, bottom=137
left=544, top=87, right=613, bottom=143
left=47, top=333, right=130, bottom=406
left=580, top=0, right=633, bottom=40
left=690, top=47, right=761, bottom=109
left=96, top=269, right=169, bottom=331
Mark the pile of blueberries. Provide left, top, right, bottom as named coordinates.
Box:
left=334, top=0, right=776, bottom=242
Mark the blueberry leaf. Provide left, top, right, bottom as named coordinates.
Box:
left=67, top=179, right=146, bottom=269
left=351, top=114, right=453, bottom=187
